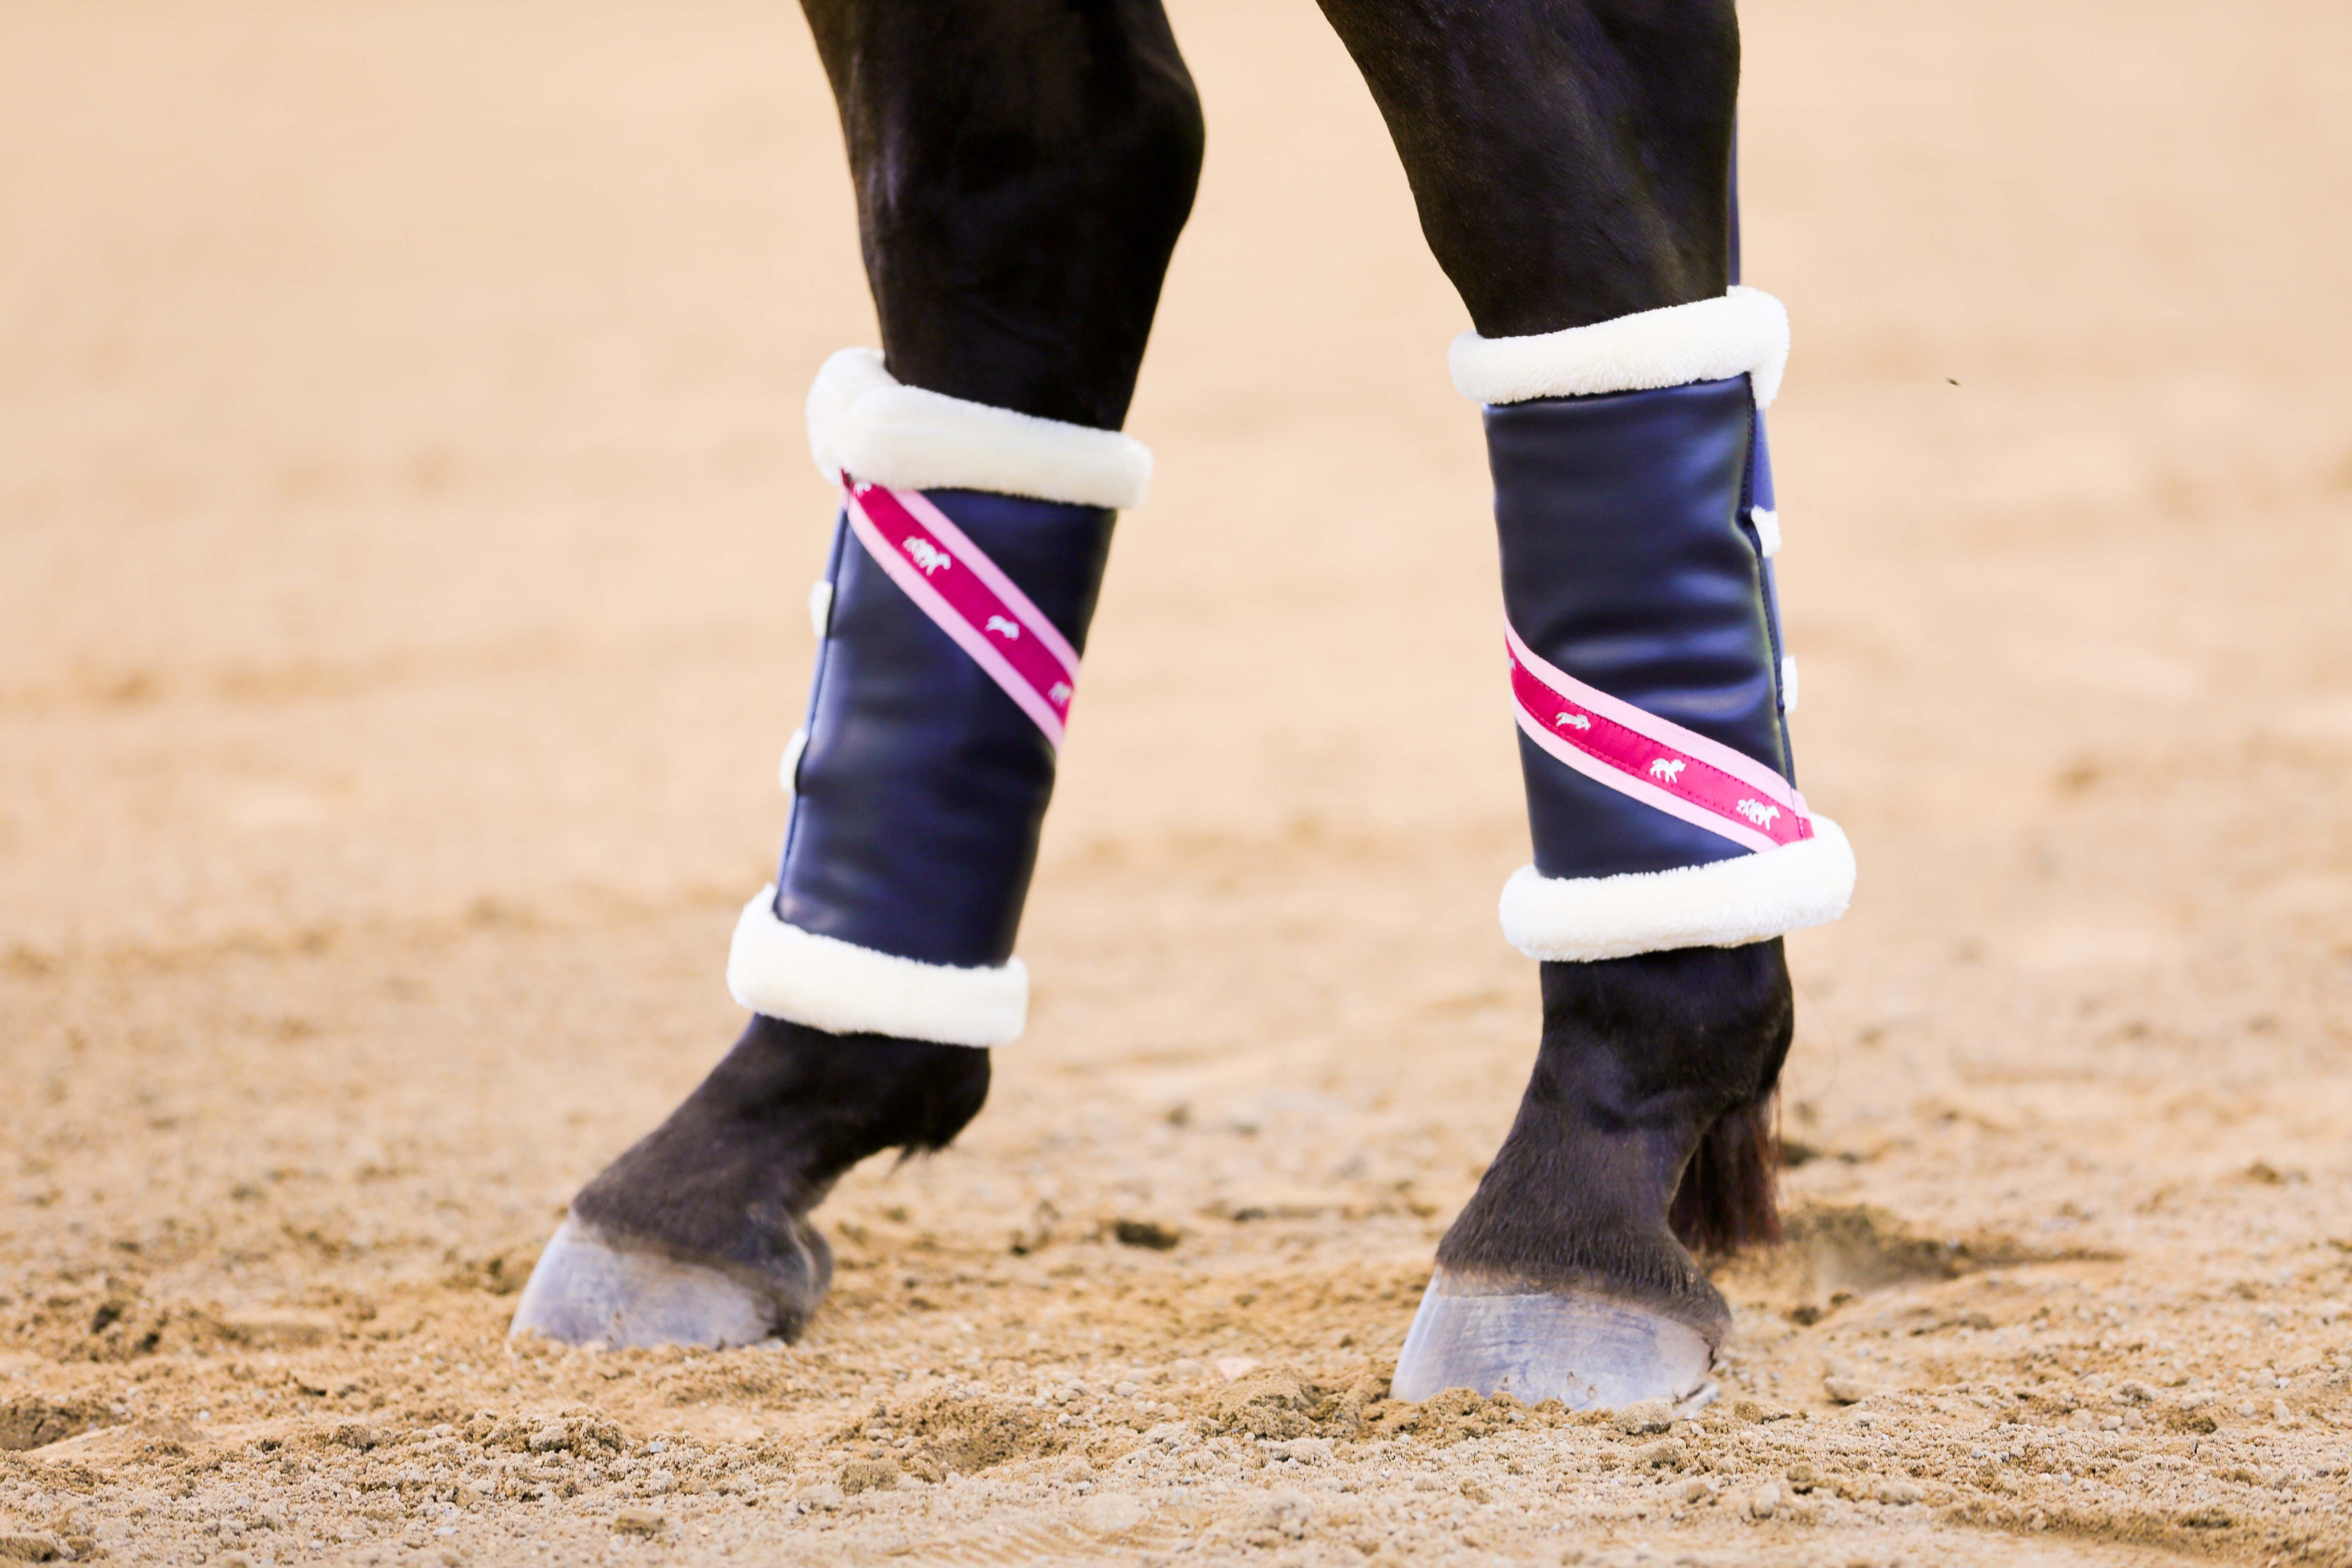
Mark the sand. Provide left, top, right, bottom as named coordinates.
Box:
left=4, top=0, right=2352, bottom=1563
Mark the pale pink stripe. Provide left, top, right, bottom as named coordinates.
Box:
left=1508, top=652, right=1808, bottom=848
left=1512, top=705, right=1780, bottom=854
left=891, top=488, right=1082, bottom=676
left=848, top=479, right=1079, bottom=731
left=1503, top=621, right=1797, bottom=808
left=842, top=488, right=1069, bottom=748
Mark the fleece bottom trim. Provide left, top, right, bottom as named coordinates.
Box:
left=725, top=886, right=1027, bottom=1049
left=1498, top=817, right=1856, bottom=962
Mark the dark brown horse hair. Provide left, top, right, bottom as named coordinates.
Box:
left=1668, top=1082, right=1782, bottom=1256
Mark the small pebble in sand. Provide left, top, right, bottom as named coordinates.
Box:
left=612, top=1509, right=663, bottom=1537
left=1750, top=1482, right=1780, bottom=1519
left=1214, top=1357, right=1262, bottom=1382
left=1266, top=1438, right=1333, bottom=1466
left=1614, top=1401, right=1673, bottom=1435
left=1114, top=1381, right=1140, bottom=1396
left=839, top=1458, right=900, bottom=1494
left=1823, top=1376, right=1871, bottom=1405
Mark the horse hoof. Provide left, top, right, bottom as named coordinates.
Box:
left=1389, top=1267, right=1716, bottom=1411
left=507, top=1217, right=825, bottom=1350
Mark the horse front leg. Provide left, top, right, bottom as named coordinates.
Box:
left=508, top=0, right=1203, bottom=1349
left=1315, top=0, right=1854, bottom=1407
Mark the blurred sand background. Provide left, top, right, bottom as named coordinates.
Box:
left=4, top=0, right=2352, bottom=1563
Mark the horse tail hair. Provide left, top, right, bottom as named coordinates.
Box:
left=1668, top=1084, right=1782, bottom=1257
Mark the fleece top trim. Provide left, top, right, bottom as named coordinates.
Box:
left=842, top=479, right=1084, bottom=750
left=1450, top=287, right=1790, bottom=409
left=807, top=347, right=1152, bottom=510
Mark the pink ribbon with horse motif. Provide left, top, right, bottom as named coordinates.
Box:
left=1506, top=620, right=1815, bottom=854
left=841, top=477, right=1082, bottom=750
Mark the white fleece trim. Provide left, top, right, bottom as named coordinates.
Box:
left=726, top=886, right=1026, bottom=1049
left=1749, top=506, right=1782, bottom=557
left=807, top=579, right=833, bottom=638
left=806, top=347, right=1152, bottom=510
left=1499, top=816, right=1855, bottom=962
left=777, top=728, right=807, bottom=797
left=1450, top=287, right=1790, bottom=409
left=1779, top=656, right=1801, bottom=714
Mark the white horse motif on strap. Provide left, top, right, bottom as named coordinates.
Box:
left=903, top=537, right=952, bottom=575
left=1735, top=798, right=1781, bottom=828
left=984, top=614, right=1021, bottom=640
left=1648, top=758, right=1686, bottom=782
left=1554, top=711, right=1591, bottom=731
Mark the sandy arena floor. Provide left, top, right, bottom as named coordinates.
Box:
left=5, top=0, right=2352, bottom=1564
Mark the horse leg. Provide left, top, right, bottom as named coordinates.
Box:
left=1314, top=0, right=1854, bottom=1406
left=508, top=0, right=1202, bottom=1349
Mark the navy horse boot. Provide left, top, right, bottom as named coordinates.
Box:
left=1390, top=288, right=1855, bottom=1409
left=511, top=350, right=1147, bottom=1348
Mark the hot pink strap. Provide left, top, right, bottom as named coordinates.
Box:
left=841, top=477, right=1081, bottom=749
left=1506, top=620, right=1813, bottom=854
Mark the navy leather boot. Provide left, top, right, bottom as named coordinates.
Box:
left=1390, top=289, right=1854, bottom=1409
left=1468, top=289, right=1851, bottom=958
left=509, top=350, right=1145, bottom=1348
left=726, top=347, right=1145, bottom=1047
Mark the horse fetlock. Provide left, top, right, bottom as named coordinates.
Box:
left=1541, top=946, right=1793, bottom=1258
left=1427, top=945, right=1793, bottom=1354
left=1538, top=946, right=1794, bottom=1116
